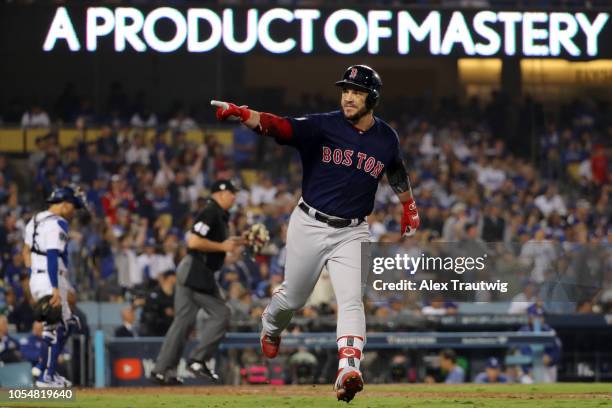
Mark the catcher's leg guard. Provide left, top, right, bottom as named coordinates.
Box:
left=37, top=322, right=57, bottom=379
left=42, top=322, right=65, bottom=378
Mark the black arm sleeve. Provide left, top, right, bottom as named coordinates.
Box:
left=387, top=157, right=412, bottom=194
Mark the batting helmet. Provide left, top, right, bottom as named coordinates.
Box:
left=47, top=185, right=88, bottom=210
left=335, top=65, right=382, bottom=110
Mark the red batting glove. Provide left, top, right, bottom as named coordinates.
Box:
left=215, top=102, right=251, bottom=122
left=401, top=198, right=420, bottom=237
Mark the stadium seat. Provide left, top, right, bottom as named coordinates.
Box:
left=79, top=302, right=140, bottom=336
left=0, top=362, right=33, bottom=387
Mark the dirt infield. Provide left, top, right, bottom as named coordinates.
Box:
left=78, top=384, right=612, bottom=400
left=7, top=384, right=611, bottom=407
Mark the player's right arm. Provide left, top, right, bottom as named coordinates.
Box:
left=211, top=100, right=294, bottom=144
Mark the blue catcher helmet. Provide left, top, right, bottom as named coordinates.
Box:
left=47, top=185, right=88, bottom=210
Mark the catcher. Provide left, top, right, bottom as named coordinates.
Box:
left=152, top=180, right=269, bottom=384
left=23, top=185, right=87, bottom=388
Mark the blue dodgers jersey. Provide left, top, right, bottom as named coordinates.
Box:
left=285, top=110, right=402, bottom=219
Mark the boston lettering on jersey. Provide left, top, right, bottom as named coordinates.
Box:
left=285, top=111, right=402, bottom=219
left=321, top=147, right=385, bottom=178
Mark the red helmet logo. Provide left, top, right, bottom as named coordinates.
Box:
left=349, top=68, right=358, bottom=79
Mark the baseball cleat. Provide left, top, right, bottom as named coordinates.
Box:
left=260, top=331, right=281, bottom=358
left=54, top=373, right=72, bottom=387
left=187, top=360, right=219, bottom=382
left=35, top=374, right=65, bottom=388
left=334, top=367, right=364, bottom=403
left=149, top=371, right=184, bottom=386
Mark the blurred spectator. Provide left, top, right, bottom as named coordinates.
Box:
left=130, top=108, right=158, bottom=128
left=0, top=153, right=15, bottom=185
left=19, top=321, right=44, bottom=366
left=137, top=238, right=158, bottom=284
left=113, top=234, right=142, bottom=292
left=475, top=158, right=506, bottom=193
left=474, top=357, right=508, bottom=383
left=0, top=314, right=21, bottom=363
left=519, top=228, right=557, bottom=283
left=534, top=185, right=567, bottom=217
left=97, top=126, right=119, bottom=166
left=28, top=137, right=48, bottom=173
left=139, top=270, right=176, bottom=337
left=250, top=174, right=277, bottom=206
left=21, top=104, right=51, bottom=128
left=387, top=354, right=411, bottom=383
left=102, top=175, right=136, bottom=225
left=590, top=144, right=608, bottom=185
left=479, top=203, right=505, bottom=242
left=125, top=132, right=151, bottom=166
left=150, top=235, right=177, bottom=281
left=421, top=295, right=458, bottom=316
left=3, top=249, right=27, bottom=301
left=442, top=202, right=468, bottom=241
left=168, top=110, right=197, bottom=132
left=78, top=142, right=102, bottom=185
left=508, top=279, right=538, bottom=314
left=114, top=307, right=137, bottom=338
left=288, top=326, right=318, bottom=385
left=227, top=282, right=249, bottom=320
left=440, top=348, right=465, bottom=384
left=7, top=274, right=35, bottom=333
left=518, top=304, right=562, bottom=383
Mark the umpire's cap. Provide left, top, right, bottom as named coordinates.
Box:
left=335, top=65, right=382, bottom=109
left=47, top=185, right=88, bottom=210
left=211, top=179, right=237, bottom=194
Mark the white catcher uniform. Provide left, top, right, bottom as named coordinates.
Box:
left=25, top=211, right=73, bottom=322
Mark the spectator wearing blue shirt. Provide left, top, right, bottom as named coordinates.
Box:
left=19, top=321, right=44, bottom=366
left=518, top=303, right=562, bottom=383
left=474, top=357, right=508, bottom=383
left=440, top=348, right=465, bottom=384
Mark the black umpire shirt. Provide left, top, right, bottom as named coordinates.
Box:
left=182, top=198, right=229, bottom=292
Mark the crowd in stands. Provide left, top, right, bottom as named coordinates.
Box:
left=0, top=85, right=609, bottom=385
left=1, top=88, right=610, bottom=337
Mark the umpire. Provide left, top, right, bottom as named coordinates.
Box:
left=152, top=180, right=242, bottom=384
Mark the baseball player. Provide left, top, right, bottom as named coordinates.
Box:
left=23, top=185, right=87, bottom=388
left=213, top=65, right=420, bottom=401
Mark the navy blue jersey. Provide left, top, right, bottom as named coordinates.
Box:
left=285, top=110, right=402, bottom=219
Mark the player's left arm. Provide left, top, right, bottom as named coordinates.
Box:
left=387, top=155, right=420, bottom=237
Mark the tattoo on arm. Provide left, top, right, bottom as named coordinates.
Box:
left=387, top=158, right=412, bottom=195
